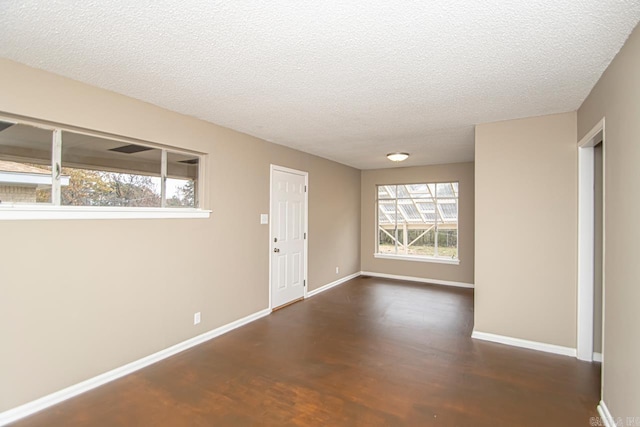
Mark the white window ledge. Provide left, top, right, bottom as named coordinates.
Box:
left=0, top=205, right=211, bottom=220
left=374, top=253, right=460, bottom=265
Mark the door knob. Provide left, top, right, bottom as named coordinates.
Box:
left=274, top=248, right=280, bottom=253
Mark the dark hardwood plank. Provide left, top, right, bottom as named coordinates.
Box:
left=11, top=277, right=600, bottom=426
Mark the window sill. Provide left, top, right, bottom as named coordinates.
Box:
left=0, top=205, right=211, bottom=220
left=374, top=253, right=460, bottom=265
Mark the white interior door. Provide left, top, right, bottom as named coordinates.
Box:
left=270, top=167, right=307, bottom=309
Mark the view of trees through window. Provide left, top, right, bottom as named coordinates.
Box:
left=35, top=168, right=195, bottom=208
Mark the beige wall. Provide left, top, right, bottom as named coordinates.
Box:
left=578, top=24, right=640, bottom=420
left=360, top=163, right=474, bottom=284
left=0, top=59, right=361, bottom=411
left=475, top=112, right=577, bottom=347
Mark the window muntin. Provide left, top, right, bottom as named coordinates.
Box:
left=0, top=118, right=203, bottom=212
left=376, top=182, right=458, bottom=260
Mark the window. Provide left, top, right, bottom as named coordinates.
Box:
left=0, top=116, right=207, bottom=219
left=376, top=183, right=458, bottom=263
left=0, top=122, right=54, bottom=205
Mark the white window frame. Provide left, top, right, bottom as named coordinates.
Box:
left=374, top=182, right=460, bottom=265
left=0, top=114, right=210, bottom=220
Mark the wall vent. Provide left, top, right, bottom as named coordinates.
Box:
left=109, top=144, right=153, bottom=154
left=179, top=158, right=199, bottom=165
left=0, top=121, right=15, bottom=132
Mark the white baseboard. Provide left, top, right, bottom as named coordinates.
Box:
left=306, top=271, right=361, bottom=298
left=593, top=352, right=603, bottom=362
left=471, top=330, right=577, bottom=357
left=597, top=400, right=616, bottom=427
left=0, top=308, right=272, bottom=426
left=361, top=271, right=474, bottom=289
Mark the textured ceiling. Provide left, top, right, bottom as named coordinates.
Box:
left=1, top=1, right=639, bottom=169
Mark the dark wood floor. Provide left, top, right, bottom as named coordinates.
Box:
left=12, top=277, right=600, bottom=426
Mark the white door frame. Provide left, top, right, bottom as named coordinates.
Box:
left=577, top=118, right=605, bottom=362
left=268, top=164, right=309, bottom=310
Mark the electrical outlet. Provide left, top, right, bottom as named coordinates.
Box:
left=336, top=266, right=339, bottom=274
left=194, top=312, right=201, bottom=325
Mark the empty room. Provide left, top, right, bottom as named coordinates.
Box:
left=1, top=2, right=639, bottom=426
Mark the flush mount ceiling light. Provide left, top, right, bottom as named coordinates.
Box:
left=386, top=152, right=410, bottom=162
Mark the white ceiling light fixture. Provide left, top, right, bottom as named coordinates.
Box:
left=387, top=152, right=409, bottom=162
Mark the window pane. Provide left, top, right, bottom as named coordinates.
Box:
left=61, top=131, right=162, bottom=207
left=436, top=182, right=455, bottom=197
left=438, top=199, right=458, bottom=221
left=0, top=121, right=53, bottom=204
left=166, top=151, right=199, bottom=208
left=397, top=224, right=407, bottom=254
left=406, top=227, right=435, bottom=256
left=396, top=185, right=410, bottom=198
left=377, top=185, right=395, bottom=199
left=398, top=200, right=421, bottom=221
left=407, top=183, right=427, bottom=192
left=406, top=183, right=430, bottom=198
left=437, top=228, right=458, bottom=259
left=416, top=200, right=435, bottom=212
left=378, top=226, right=397, bottom=254
left=378, top=200, right=397, bottom=223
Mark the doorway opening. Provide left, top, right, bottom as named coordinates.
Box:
left=577, top=119, right=604, bottom=364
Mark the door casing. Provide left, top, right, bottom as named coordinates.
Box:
left=577, top=118, right=605, bottom=366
